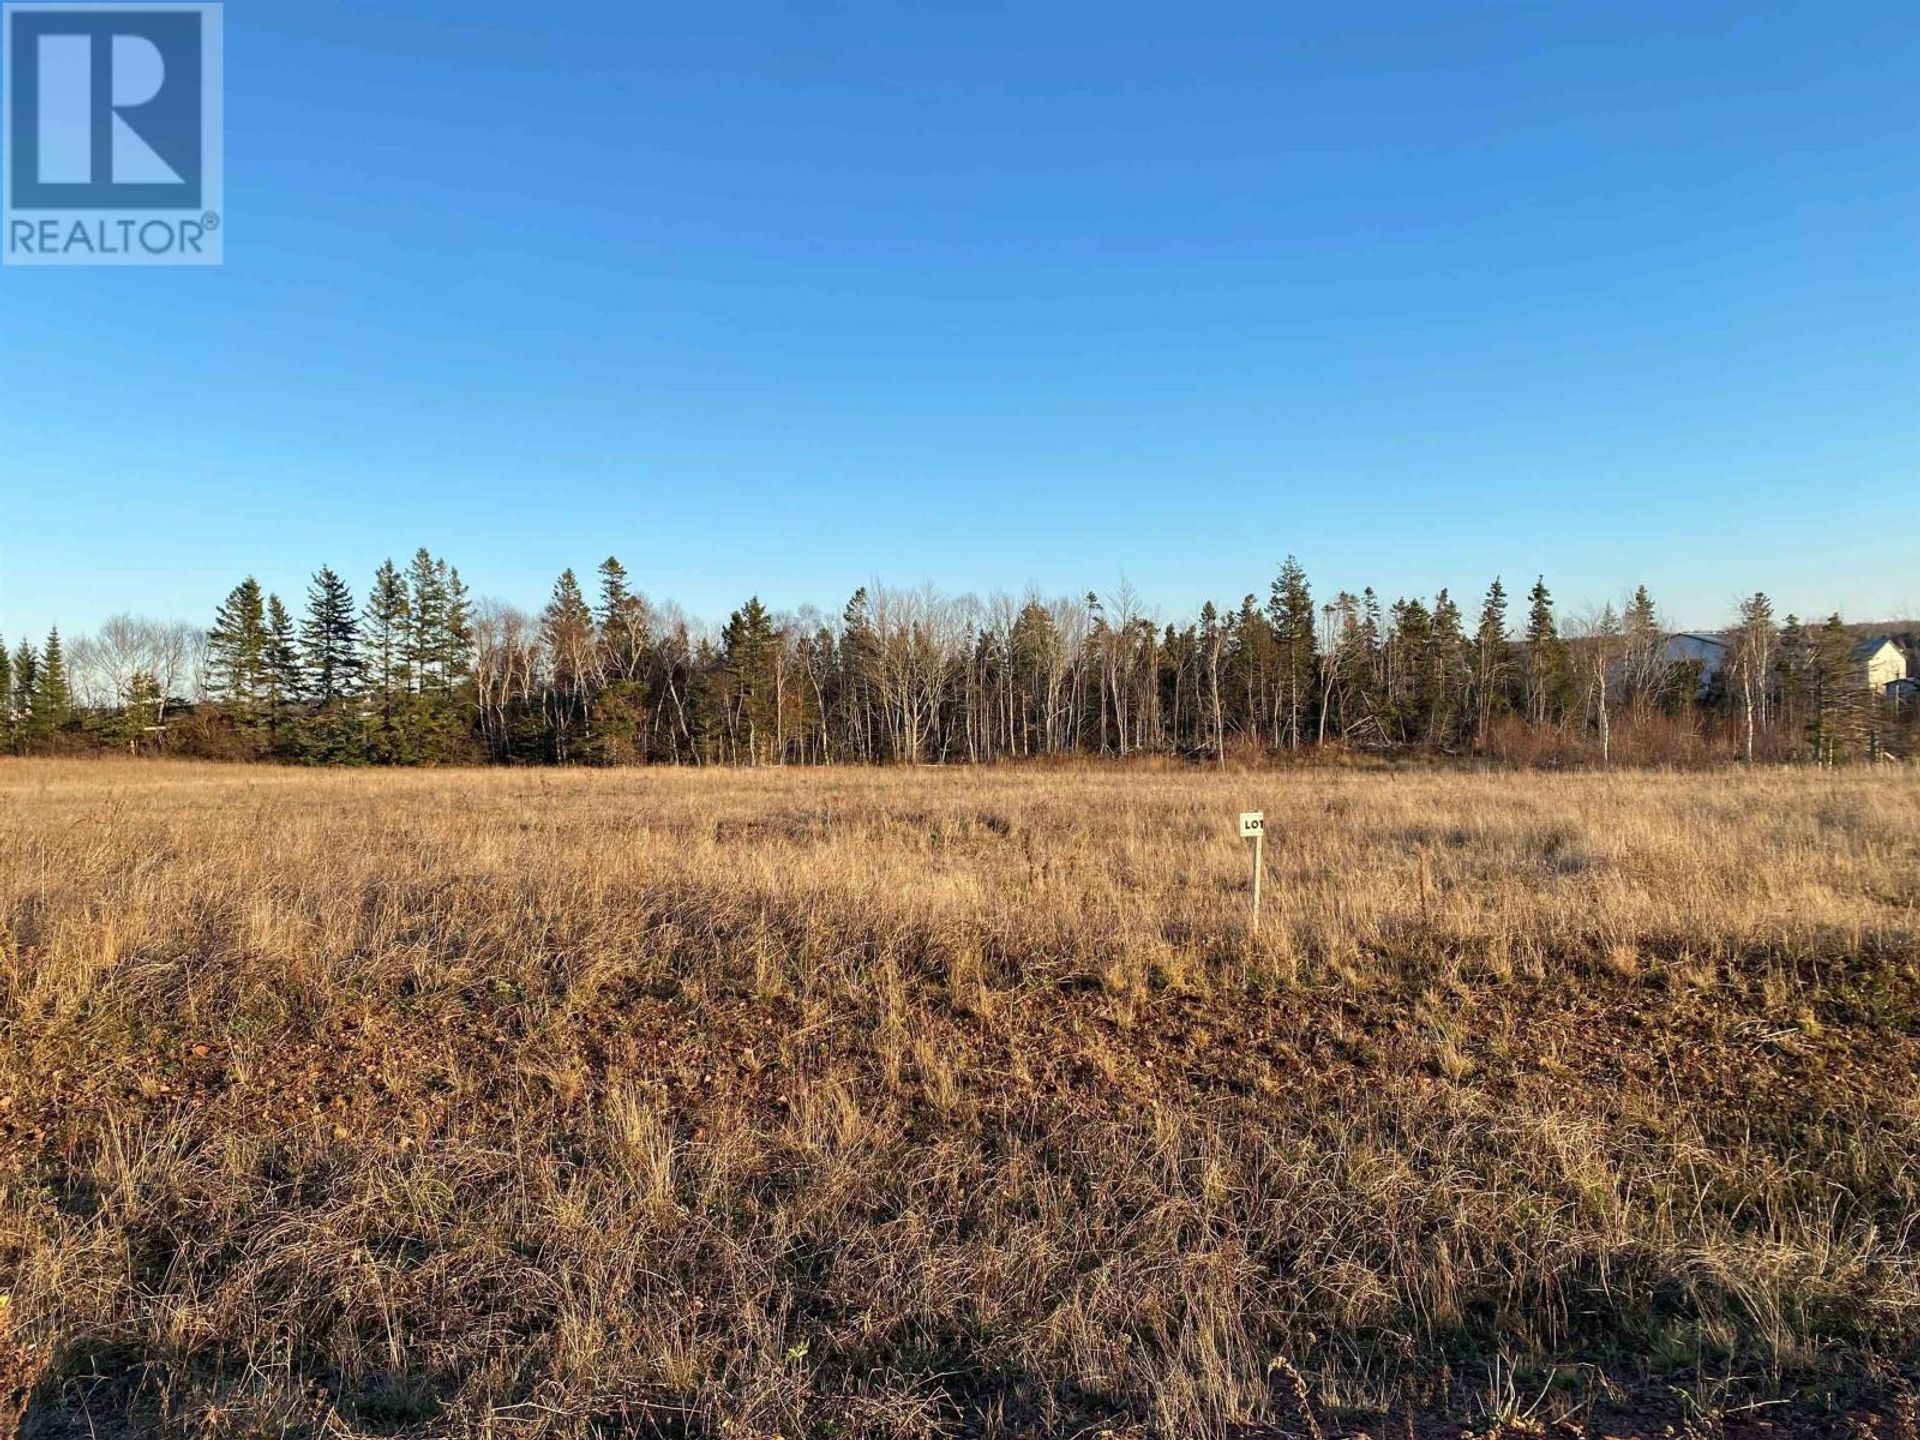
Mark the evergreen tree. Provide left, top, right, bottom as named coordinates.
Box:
left=721, top=596, right=779, bottom=764
left=1807, top=613, right=1867, bottom=763
left=542, top=569, right=597, bottom=761
left=424, top=560, right=476, bottom=760
left=1428, top=588, right=1469, bottom=745
left=1472, top=577, right=1510, bottom=742
left=390, top=553, right=475, bottom=763
left=840, top=588, right=879, bottom=761
left=1195, top=601, right=1227, bottom=762
left=365, top=562, right=410, bottom=692
left=1228, top=594, right=1274, bottom=744
left=597, top=555, right=648, bottom=683
left=1386, top=598, right=1433, bottom=741
left=1621, top=584, right=1668, bottom=713
left=264, top=594, right=303, bottom=744
left=1267, top=556, right=1317, bottom=748
left=207, top=578, right=270, bottom=718
left=301, top=566, right=362, bottom=704
left=543, top=569, right=595, bottom=683
left=1728, top=592, right=1776, bottom=763
left=1523, top=576, right=1570, bottom=726
left=123, top=671, right=164, bottom=752
left=0, top=639, right=10, bottom=741
left=1624, top=585, right=1658, bottom=639
left=440, top=564, right=473, bottom=686
left=266, top=595, right=302, bottom=694
left=364, top=560, right=411, bottom=752
left=27, top=627, right=71, bottom=738
left=597, top=555, right=631, bottom=627
left=590, top=555, right=650, bottom=756
left=9, top=639, right=36, bottom=724
left=1777, top=614, right=1810, bottom=743
left=406, top=549, right=446, bottom=692
left=1356, top=588, right=1386, bottom=733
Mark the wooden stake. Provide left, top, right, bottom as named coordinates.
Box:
left=1239, top=811, right=1265, bottom=936
left=1252, top=827, right=1263, bottom=934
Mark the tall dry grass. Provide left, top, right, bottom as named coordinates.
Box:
left=2, top=758, right=1918, bottom=1437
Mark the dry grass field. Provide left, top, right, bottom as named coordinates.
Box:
left=3, top=759, right=1919, bottom=1439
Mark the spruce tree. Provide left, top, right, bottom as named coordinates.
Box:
left=542, top=569, right=596, bottom=760
left=363, top=561, right=413, bottom=761
left=1471, top=578, right=1511, bottom=744
left=1229, top=594, right=1273, bottom=743
left=543, top=569, right=595, bottom=684
left=840, top=588, right=879, bottom=761
left=597, top=555, right=632, bottom=626
left=1729, top=592, right=1776, bottom=763
left=420, top=560, right=476, bottom=761
left=1621, top=584, right=1666, bottom=713
left=264, top=594, right=303, bottom=718
left=0, top=638, right=10, bottom=741
left=1360, top=588, right=1385, bottom=706
left=1777, top=614, right=1810, bottom=742
left=597, top=555, right=647, bottom=683
left=1387, top=598, right=1433, bottom=742
left=301, top=566, right=362, bottom=704
left=591, top=555, right=649, bottom=755
left=1429, top=588, right=1468, bottom=744
left=406, top=549, right=446, bottom=692
left=10, top=639, right=36, bottom=727
left=721, top=596, right=779, bottom=763
left=1624, top=586, right=1659, bottom=647
left=207, top=579, right=269, bottom=718
left=28, top=627, right=72, bottom=737
left=440, top=564, right=473, bottom=686
left=1523, top=576, right=1570, bottom=726
left=124, top=671, right=164, bottom=751
left=365, top=561, right=411, bottom=700
left=1807, top=613, right=1866, bottom=762
left=1267, top=556, right=1317, bottom=748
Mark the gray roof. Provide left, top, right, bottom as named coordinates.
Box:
left=1667, top=632, right=1728, bottom=649
left=1851, top=637, right=1899, bottom=661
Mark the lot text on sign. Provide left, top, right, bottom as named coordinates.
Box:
left=1239, top=812, right=1264, bottom=839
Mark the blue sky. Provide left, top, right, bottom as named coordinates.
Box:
left=2, top=0, right=1915, bottom=645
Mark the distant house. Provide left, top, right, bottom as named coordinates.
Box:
left=1852, top=637, right=1908, bottom=694
left=1660, top=630, right=1910, bottom=699
left=1661, top=633, right=1729, bottom=691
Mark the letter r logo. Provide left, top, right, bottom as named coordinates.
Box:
left=37, top=32, right=184, bottom=185
left=6, top=4, right=210, bottom=210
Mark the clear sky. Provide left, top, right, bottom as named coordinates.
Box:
left=2, top=0, right=1915, bottom=645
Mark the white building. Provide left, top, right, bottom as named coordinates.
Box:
left=1852, top=637, right=1908, bottom=694
left=1662, top=631, right=1910, bottom=697
left=1661, top=633, right=1729, bottom=690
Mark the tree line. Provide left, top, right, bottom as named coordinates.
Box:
left=3, top=553, right=1911, bottom=766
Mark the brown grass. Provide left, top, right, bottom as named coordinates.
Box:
left=2, top=758, right=1918, bottom=1438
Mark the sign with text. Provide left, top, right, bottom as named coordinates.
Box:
left=4, top=1, right=224, bottom=265
left=1239, top=811, right=1265, bottom=933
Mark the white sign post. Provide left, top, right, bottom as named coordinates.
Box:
left=1239, top=812, right=1265, bottom=935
